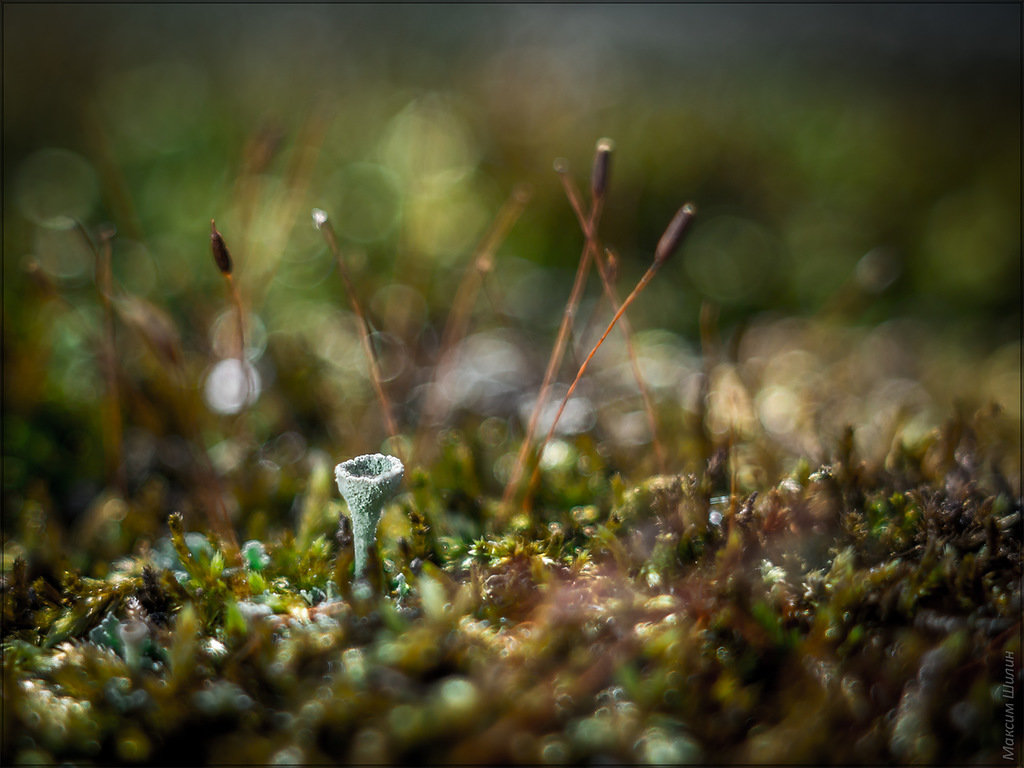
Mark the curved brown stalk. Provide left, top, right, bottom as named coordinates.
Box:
left=555, top=170, right=668, bottom=475
left=211, top=220, right=251, bottom=403
left=248, top=110, right=330, bottom=309
left=499, top=159, right=605, bottom=517
left=314, top=211, right=403, bottom=461
left=523, top=203, right=695, bottom=511
left=76, top=222, right=126, bottom=495
left=412, top=184, right=531, bottom=465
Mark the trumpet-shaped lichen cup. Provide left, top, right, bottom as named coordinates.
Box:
left=334, top=453, right=404, bottom=578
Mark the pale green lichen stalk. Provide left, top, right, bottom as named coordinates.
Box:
left=334, top=453, right=404, bottom=578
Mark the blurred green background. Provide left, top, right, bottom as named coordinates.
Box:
left=3, top=4, right=1020, bottom=555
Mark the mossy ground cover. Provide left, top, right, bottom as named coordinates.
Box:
left=3, top=351, right=1020, bottom=764
left=3, top=6, right=1021, bottom=766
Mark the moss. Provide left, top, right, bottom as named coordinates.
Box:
left=4, top=414, right=1018, bottom=765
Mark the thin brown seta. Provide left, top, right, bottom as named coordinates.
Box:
left=555, top=166, right=668, bottom=475
left=74, top=220, right=240, bottom=560
left=234, top=111, right=325, bottom=309
left=82, top=107, right=145, bottom=242
left=210, top=220, right=250, bottom=397
left=696, top=300, right=720, bottom=468
left=205, top=219, right=251, bottom=562
left=500, top=145, right=611, bottom=516
left=76, top=221, right=126, bottom=496
left=522, top=202, right=696, bottom=511
left=247, top=109, right=330, bottom=309
left=235, top=122, right=285, bottom=273
left=314, top=209, right=403, bottom=461
left=412, top=183, right=531, bottom=465
left=729, top=427, right=738, bottom=519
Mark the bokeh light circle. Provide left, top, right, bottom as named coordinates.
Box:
left=14, top=149, right=100, bottom=229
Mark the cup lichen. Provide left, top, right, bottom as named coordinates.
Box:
left=334, top=453, right=404, bottom=578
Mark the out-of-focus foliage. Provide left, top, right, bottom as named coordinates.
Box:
left=3, top=4, right=1019, bottom=512
left=2, top=4, right=1020, bottom=766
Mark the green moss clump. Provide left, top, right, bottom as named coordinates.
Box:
left=3, top=409, right=1019, bottom=765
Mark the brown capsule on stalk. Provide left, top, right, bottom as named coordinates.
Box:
left=654, top=203, right=696, bottom=267
left=591, top=138, right=614, bottom=200
left=210, top=219, right=233, bottom=275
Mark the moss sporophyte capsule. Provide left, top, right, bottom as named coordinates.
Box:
left=334, top=453, right=404, bottom=578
